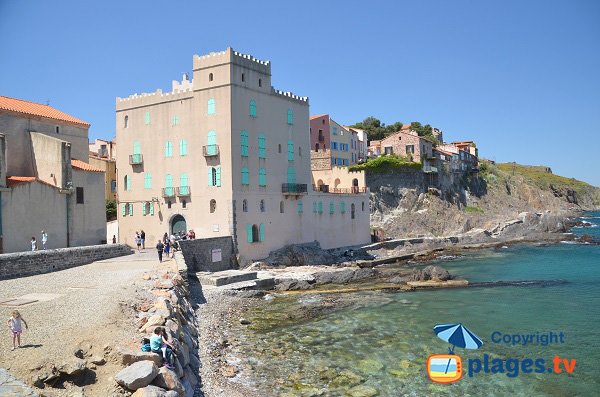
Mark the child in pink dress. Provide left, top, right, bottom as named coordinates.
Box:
left=7, top=310, right=29, bottom=350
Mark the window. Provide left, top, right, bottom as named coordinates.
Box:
left=242, top=199, right=248, bottom=212
left=179, top=139, right=188, bottom=156
left=182, top=200, right=187, bottom=209
left=287, top=140, right=294, bottom=161
left=208, top=166, right=222, bottom=187
left=124, top=115, right=129, bottom=128
left=247, top=224, right=264, bottom=243
left=172, top=115, right=179, bottom=126
left=249, top=99, right=257, bottom=117
left=332, top=142, right=338, bottom=150
left=144, top=111, right=150, bottom=125
left=297, top=201, right=303, bottom=214
left=278, top=144, right=282, bottom=153
left=333, top=127, right=337, bottom=135
left=167, top=200, right=172, bottom=209
left=209, top=73, right=213, bottom=81
left=287, top=108, right=293, bottom=125
left=280, top=201, right=284, bottom=213
left=258, top=167, right=266, bottom=187
left=208, top=99, right=215, bottom=115
left=76, top=187, right=84, bottom=204
left=340, top=201, right=346, bottom=213
left=210, top=199, right=216, bottom=213
left=124, top=175, right=131, bottom=191
left=142, top=202, right=147, bottom=216
left=180, top=173, right=189, bottom=195
left=121, top=203, right=127, bottom=216
left=241, top=167, right=249, bottom=185
left=384, top=147, right=393, bottom=155
left=165, top=141, right=173, bottom=157
left=287, top=167, right=296, bottom=184
left=144, top=173, right=152, bottom=189
left=207, top=131, right=217, bottom=155
left=329, top=201, right=334, bottom=214
left=351, top=203, right=356, bottom=219
left=259, top=223, right=264, bottom=241
left=56, top=126, right=60, bottom=134
left=110, top=180, right=116, bottom=193
left=406, top=145, right=415, bottom=155
left=298, top=146, right=302, bottom=157
left=128, top=203, right=133, bottom=216
left=315, top=143, right=319, bottom=151
left=260, top=199, right=265, bottom=212
left=258, top=133, right=266, bottom=158
left=259, top=78, right=262, bottom=87
left=241, top=73, right=245, bottom=82
left=165, top=174, right=173, bottom=196
left=362, top=202, right=365, bottom=211
left=241, top=130, right=249, bottom=156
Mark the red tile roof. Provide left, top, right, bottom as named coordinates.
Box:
left=71, top=159, right=104, bottom=172
left=6, top=176, right=36, bottom=188
left=0, top=96, right=90, bottom=127
left=310, top=114, right=328, bottom=120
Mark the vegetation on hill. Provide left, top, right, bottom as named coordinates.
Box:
left=349, top=155, right=422, bottom=173
left=349, top=117, right=439, bottom=144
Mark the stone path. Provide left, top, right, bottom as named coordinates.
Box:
left=0, top=248, right=168, bottom=395
left=0, top=368, right=39, bottom=396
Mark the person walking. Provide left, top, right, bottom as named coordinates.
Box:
left=7, top=310, right=28, bottom=350
left=134, top=232, right=142, bottom=252
left=112, top=235, right=117, bottom=244
left=156, top=240, right=164, bottom=263
left=140, top=230, right=146, bottom=249
left=41, top=230, right=48, bottom=250
left=30, top=237, right=37, bottom=251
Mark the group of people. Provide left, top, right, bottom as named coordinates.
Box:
left=154, top=230, right=195, bottom=262
left=30, top=230, right=48, bottom=251
left=134, top=230, right=146, bottom=252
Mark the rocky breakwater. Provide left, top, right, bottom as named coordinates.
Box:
left=110, top=271, right=201, bottom=397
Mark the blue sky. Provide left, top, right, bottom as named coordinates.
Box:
left=1, top=0, right=599, bottom=185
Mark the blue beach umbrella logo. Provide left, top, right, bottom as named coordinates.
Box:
left=433, top=323, right=484, bottom=353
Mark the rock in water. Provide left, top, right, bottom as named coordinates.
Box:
left=152, top=367, right=185, bottom=396
left=347, top=385, right=379, bottom=397
left=115, top=361, right=158, bottom=391
left=408, top=265, right=451, bottom=281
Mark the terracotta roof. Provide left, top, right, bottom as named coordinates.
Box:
left=0, top=95, right=90, bottom=127
left=71, top=159, right=104, bottom=172
left=310, top=114, right=328, bottom=120
left=6, top=176, right=36, bottom=188
left=435, top=148, right=455, bottom=156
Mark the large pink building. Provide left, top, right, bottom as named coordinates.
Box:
left=309, top=114, right=331, bottom=152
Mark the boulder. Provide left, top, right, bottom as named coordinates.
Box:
left=165, top=319, right=180, bottom=335
left=179, top=343, right=190, bottom=367
left=275, top=278, right=314, bottom=291
left=58, top=358, right=87, bottom=376
left=115, top=361, right=158, bottom=391
left=184, top=367, right=199, bottom=387
left=314, top=269, right=356, bottom=285
left=116, top=347, right=163, bottom=367
left=140, top=315, right=166, bottom=332
left=181, top=378, right=195, bottom=397
left=189, top=353, right=200, bottom=371
left=152, top=367, right=185, bottom=396
left=174, top=356, right=184, bottom=379
left=131, top=385, right=169, bottom=397
left=407, top=265, right=451, bottom=282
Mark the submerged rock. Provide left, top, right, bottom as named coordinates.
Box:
left=346, top=384, right=379, bottom=397
left=407, top=265, right=451, bottom=281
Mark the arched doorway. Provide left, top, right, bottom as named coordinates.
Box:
left=171, top=214, right=187, bottom=235
left=352, top=178, right=359, bottom=193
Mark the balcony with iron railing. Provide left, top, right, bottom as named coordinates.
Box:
left=282, top=183, right=308, bottom=195
left=129, top=154, right=143, bottom=165
left=162, top=187, right=176, bottom=198
left=176, top=186, right=191, bottom=196
left=203, top=145, right=219, bottom=157
left=312, top=185, right=368, bottom=194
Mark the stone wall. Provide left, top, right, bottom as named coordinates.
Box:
left=0, top=244, right=133, bottom=280
left=179, top=237, right=235, bottom=272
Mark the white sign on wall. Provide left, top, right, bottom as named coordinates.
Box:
left=211, top=248, right=222, bottom=262
left=213, top=224, right=219, bottom=232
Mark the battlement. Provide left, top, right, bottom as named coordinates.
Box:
left=232, top=49, right=270, bottom=66
left=272, top=88, right=309, bottom=104
left=116, top=87, right=193, bottom=110
left=193, top=48, right=271, bottom=74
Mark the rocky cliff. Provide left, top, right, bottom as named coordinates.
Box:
left=368, top=162, right=600, bottom=239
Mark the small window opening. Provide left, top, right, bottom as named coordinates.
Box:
left=56, top=126, right=60, bottom=134
left=280, top=201, right=284, bottom=213
left=241, top=73, right=245, bottom=82
left=182, top=200, right=187, bottom=209
left=76, top=187, right=84, bottom=204
left=260, top=199, right=265, bottom=213
left=210, top=199, right=216, bottom=213
left=259, top=78, right=262, bottom=87
left=124, top=115, right=129, bottom=128
left=167, top=200, right=172, bottom=209
left=298, top=146, right=302, bottom=156
left=209, top=73, right=213, bottom=81
left=252, top=224, right=260, bottom=242
left=243, top=199, right=248, bottom=212
left=278, top=144, right=282, bottom=153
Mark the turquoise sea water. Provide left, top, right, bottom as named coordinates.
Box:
left=238, top=212, right=600, bottom=396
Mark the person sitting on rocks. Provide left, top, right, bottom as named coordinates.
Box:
left=150, top=327, right=174, bottom=369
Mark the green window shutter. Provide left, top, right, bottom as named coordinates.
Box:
left=150, top=202, right=154, bottom=216
left=144, top=173, right=152, bottom=189
left=180, top=139, right=187, bottom=156
left=340, top=201, right=346, bottom=213
left=318, top=201, right=323, bottom=213
left=165, top=141, right=172, bottom=157
left=208, top=167, right=213, bottom=186
left=121, top=203, right=126, bottom=216
left=241, top=167, right=249, bottom=185
left=247, top=224, right=253, bottom=243
left=330, top=201, right=334, bottom=214
left=207, top=131, right=217, bottom=155
left=172, top=115, right=179, bottom=126
left=258, top=133, right=266, bottom=158
left=287, top=108, right=293, bottom=125
left=142, top=202, right=147, bottom=216
left=216, top=167, right=221, bottom=187
left=208, top=99, right=215, bottom=115
left=165, top=174, right=173, bottom=196
left=144, top=111, right=150, bottom=125
left=129, top=203, right=133, bottom=216
left=259, top=223, right=265, bottom=242
left=259, top=168, right=266, bottom=187
left=180, top=173, right=189, bottom=195
left=133, top=141, right=141, bottom=155
left=287, top=167, right=296, bottom=184
left=297, top=201, right=303, bottom=214
left=249, top=99, right=257, bottom=117
left=241, top=130, right=248, bottom=157
left=288, top=140, right=294, bottom=161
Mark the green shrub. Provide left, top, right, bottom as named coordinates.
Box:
left=465, top=205, right=484, bottom=214
left=349, top=155, right=422, bottom=173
